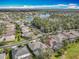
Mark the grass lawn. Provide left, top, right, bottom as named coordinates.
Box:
left=63, top=42, right=79, bottom=59
left=50, top=42, right=79, bottom=59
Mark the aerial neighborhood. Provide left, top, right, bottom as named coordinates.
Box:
left=0, top=10, right=79, bottom=59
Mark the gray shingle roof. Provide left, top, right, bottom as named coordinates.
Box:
left=28, top=42, right=43, bottom=51
left=12, top=46, right=31, bottom=59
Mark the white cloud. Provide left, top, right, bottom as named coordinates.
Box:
left=67, top=3, right=78, bottom=9
left=68, top=4, right=77, bottom=6
left=56, top=4, right=67, bottom=6
left=68, top=5, right=77, bottom=9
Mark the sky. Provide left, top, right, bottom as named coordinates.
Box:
left=0, top=0, right=79, bottom=9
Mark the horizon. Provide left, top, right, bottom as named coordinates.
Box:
left=0, top=4, right=79, bottom=9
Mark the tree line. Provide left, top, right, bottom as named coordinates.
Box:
left=31, top=14, right=79, bottom=34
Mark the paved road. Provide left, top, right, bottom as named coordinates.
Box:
left=0, top=40, right=30, bottom=48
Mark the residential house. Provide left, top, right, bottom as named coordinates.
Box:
left=28, top=42, right=47, bottom=56
left=4, top=23, right=15, bottom=41
left=20, top=23, right=33, bottom=38
left=57, top=32, right=68, bottom=42
left=0, top=22, right=15, bottom=42
left=48, top=30, right=79, bottom=50
left=12, top=46, right=32, bottom=59
left=48, top=35, right=63, bottom=50
left=70, top=30, right=79, bottom=37
left=63, top=31, right=78, bottom=42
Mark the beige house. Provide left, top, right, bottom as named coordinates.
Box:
left=0, top=22, right=16, bottom=42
